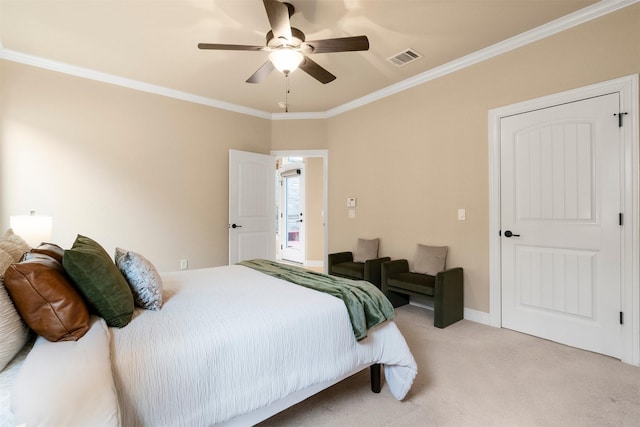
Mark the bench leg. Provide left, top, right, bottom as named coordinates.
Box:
left=370, top=364, right=381, bottom=393
left=434, top=268, right=464, bottom=328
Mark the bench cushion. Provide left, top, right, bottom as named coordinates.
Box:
left=331, top=261, right=365, bottom=280
left=387, top=272, right=435, bottom=296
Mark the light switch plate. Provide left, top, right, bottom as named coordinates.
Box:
left=458, top=208, right=466, bottom=221
left=347, top=197, right=357, bottom=207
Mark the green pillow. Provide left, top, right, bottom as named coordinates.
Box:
left=63, top=235, right=134, bottom=327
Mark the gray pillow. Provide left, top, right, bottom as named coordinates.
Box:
left=0, top=228, right=31, bottom=262
left=353, top=238, right=379, bottom=263
left=115, top=248, right=163, bottom=311
left=412, top=244, right=448, bottom=276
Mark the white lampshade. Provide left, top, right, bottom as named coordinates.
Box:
left=269, top=48, right=304, bottom=74
left=10, top=211, right=53, bottom=247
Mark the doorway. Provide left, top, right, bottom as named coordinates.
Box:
left=488, top=75, right=639, bottom=365
left=273, top=150, right=327, bottom=270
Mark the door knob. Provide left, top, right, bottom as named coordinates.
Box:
left=230, top=223, right=242, bottom=229
left=504, top=230, right=520, bottom=238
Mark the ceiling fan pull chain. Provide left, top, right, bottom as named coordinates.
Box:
left=285, top=74, right=290, bottom=113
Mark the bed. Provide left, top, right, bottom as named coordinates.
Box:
left=1, top=245, right=417, bottom=426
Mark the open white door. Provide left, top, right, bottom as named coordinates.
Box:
left=229, top=150, right=275, bottom=265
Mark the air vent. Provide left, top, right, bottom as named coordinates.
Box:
left=387, top=48, right=423, bottom=67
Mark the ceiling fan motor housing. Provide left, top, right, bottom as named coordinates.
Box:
left=266, top=27, right=306, bottom=49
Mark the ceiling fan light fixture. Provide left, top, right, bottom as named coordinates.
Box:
left=269, top=48, right=303, bottom=74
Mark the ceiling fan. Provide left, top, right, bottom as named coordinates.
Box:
left=198, top=0, right=369, bottom=84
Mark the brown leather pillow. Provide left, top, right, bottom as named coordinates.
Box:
left=4, top=256, right=90, bottom=342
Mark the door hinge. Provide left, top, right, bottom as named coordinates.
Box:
left=619, top=213, right=623, bottom=226
left=620, top=311, right=624, bottom=325
left=614, top=112, right=628, bottom=127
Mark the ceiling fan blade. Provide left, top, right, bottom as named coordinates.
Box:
left=246, top=60, right=275, bottom=84
left=263, top=0, right=292, bottom=43
left=304, top=36, right=369, bottom=54
left=298, top=57, right=336, bottom=84
left=198, top=43, right=265, bottom=51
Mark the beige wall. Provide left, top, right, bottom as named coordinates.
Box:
left=304, top=157, right=324, bottom=263
left=271, top=119, right=327, bottom=150
left=0, top=61, right=271, bottom=271
left=1, top=5, right=638, bottom=315
left=326, top=5, right=640, bottom=313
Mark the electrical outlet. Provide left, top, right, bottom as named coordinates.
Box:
left=348, top=209, right=356, bottom=219
left=180, top=259, right=188, bottom=270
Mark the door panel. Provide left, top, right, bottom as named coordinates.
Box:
left=501, top=93, right=621, bottom=358
left=229, top=150, right=275, bottom=265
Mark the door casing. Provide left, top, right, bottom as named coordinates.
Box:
left=488, top=74, right=639, bottom=366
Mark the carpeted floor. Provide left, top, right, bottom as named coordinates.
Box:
left=258, top=304, right=640, bottom=426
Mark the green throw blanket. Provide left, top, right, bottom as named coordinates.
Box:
left=237, top=259, right=395, bottom=341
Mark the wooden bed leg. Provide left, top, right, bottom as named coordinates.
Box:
left=370, top=363, right=382, bottom=393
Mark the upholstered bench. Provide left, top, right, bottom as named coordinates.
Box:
left=328, top=251, right=390, bottom=288
left=381, top=244, right=463, bottom=328
left=328, top=238, right=390, bottom=288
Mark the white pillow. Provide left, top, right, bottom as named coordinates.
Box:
left=353, top=238, right=380, bottom=263
left=115, top=248, right=163, bottom=310
left=412, top=244, right=448, bottom=276
left=12, top=317, right=121, bottom=427
left=0, top=249, right=31, bottom=371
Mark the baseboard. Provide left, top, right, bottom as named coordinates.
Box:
left=463, top=308, right=492, bottom=326
left=409, top=298, right=492, bottom=326
left=409, top=297, right=434, bottom=311
left=303, top=260, right=324, bottom=268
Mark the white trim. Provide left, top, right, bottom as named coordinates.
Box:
left=488, top=74, right=639, bottom=366
left=303, top=260, right=324, bottom=268
left=410, top=297, right=492, bottom=326
left=326, top=0, right=638, bottom=118
left=271, top=112, right=328, bottom=120
left=409, top=297, right=434, bottom=311
left=0, top=49, right=271, bottom=120
left=464, top=308, right=492, bottom=326
left=271, top=150, right=329, bottom=274
left=0, top=0, right=636, bottom=120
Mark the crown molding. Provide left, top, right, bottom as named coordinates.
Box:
left=0, top=48, right=272, bottom=120
left=0, top=0, right=636, bottom=121
left=326, top=0, right=639, bottom=118
left=271, top=111, right=328, bottom=120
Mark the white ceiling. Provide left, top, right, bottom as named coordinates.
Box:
left=1, top=0, right=623, bottom=116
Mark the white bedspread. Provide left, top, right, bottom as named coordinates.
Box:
left=11, top=265, right=417, bottom=426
